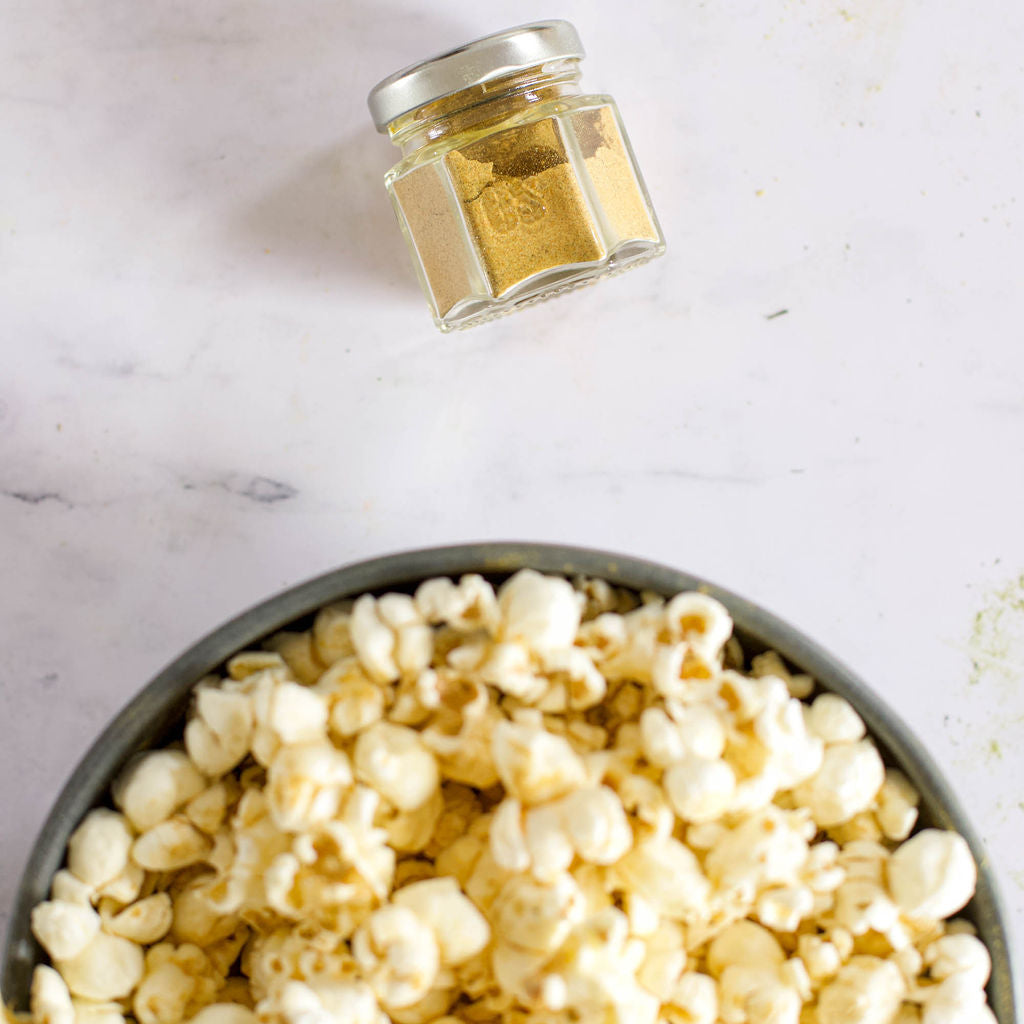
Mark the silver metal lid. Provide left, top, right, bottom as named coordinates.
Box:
left=367, top=20, right=585, bottom=131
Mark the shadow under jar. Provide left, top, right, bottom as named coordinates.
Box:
left=367, top=21, right=666, bottom=331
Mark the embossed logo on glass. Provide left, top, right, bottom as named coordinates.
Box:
left=481, top=180, right=546, bottom=233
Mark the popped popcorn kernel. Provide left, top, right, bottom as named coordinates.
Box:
left=55, top=932, right=145, bottom=1001
left=887, top=830, right=977, bottom=922
left=30, top=901, right=100, bottom=962
left=66, top=810, right=134, bottom=889
left=113, top=751, right=206, bottom=833
left=30, top=966, right=74, bottom=1024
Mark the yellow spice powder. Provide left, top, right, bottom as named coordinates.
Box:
left=391, top=164, right=475, bottom=319
left=571, top=106, right=659, bottom=245
left=446, top=117, right=605, bottom=298
left=389, top=105, right=658, bottom=316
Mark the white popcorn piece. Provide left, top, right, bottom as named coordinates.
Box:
left=312, top=601, right=356, bottom=665
left=279, top=980, right=388, bottom=1024
left=383, top=787, right=443, bottom=853
left=704, top=807, right=810, bottom=893
left=664, top=971, right=718, bottom=1024
left=104, top=893, right=174, bottom=945
left=350, top=595, right=401, bottom=684
left=662, top=592, right=732, bottom=658
left=226, top=652, right=284, bottom=680
left=94, top=860, right=145, bottom=908
left=575, top=611, right=628, bottom=663
left=30, top=900, right=101, bottom=962
left=135, top=945, right=220, bottom=1024
left=493, top=873, right=585, bottom=954
left=252, top=677, right=327, bottom=747
left=541, top=648, right=607, bottom=711
left=717, top=964, right=801, bottom=1024
left=920, top=975, right=994, bottom=1024
left=779, top=957, right=812, bottom=1002
left=70, top=999, right=129, bottom=1024
left=887, top=830, right=977, bottom=921
left=666, top=701, right=727, bottom=759
left=396, top=622, right=433, bottom=679
left=637, top=945, right=686, bottom=1000
left=31, top=965, right=75, bottom=1024
left=48, top=870, right=94, bottom=908
left=614, top=772, right=675, bottom=840
left=749, top=651, right=814, bottom=700
left=491, top=720, right=586, bottom=804
left=132, top=960, right=194, bottom=1024
left=184, top=687, right=253, bottom=778
left=639, top=707, right=686, bottom=767
left=490, top=797, right=532, bottom=873
left=754, top=691, right=824, bottom=789
left=131, top=817, right=211, bottom=872
left=391, top=877, right=490, bottom=965
left=791, top=740, right=885, bottom=827
left=755, top=885, right=814, bottom=933
left=876, top=769, right=920, bottom=842
left=184, top=783, right=233, bottom=836
left=491, top=943, right=551, bottom=1008
left=816, top=955, right=906, bottom=1024
left=477, top=641, right=545, bottom=703
left=262, top=631, right=325, bottom=685
left=113, top=750, right=207, bottom=834
left=833, top=876, right=899, bottom=937
left=796, top=934, right=842, bottom=983
left=316, top=657, right=386, bottom=737
left=615, top=837, right=710, bottom=922
left=651, top=643, right=717, bottom=702
left=924, top=933, right=991, bottom=989
left=375, top=592, right=422, bottom=630
left=707, top=921, right=785, bottom=975
left=806, top=693, right=867, bottom=745
left=624, top=891, right=660, bottom=937
left=169, top=877, right=240, bottom=947
left=354, top=722, right=439, bottom=811
left=497, top=570, right=582, bottom=652
left=663, top=754, right=736, bottom=823
left=67, top=810, right=134, bottom=889
left=266, top=740, right=352, bottom=832
left=186, top=1006, right=257, bottom=1024
left=717, top=671, right=770, bottom=723
left=558, top=785, right=632, bottom=865
left=353, top=905, right=440, bottom=1008
left=523, top=802, right=575, bottom=881
left=55, top=932, right=144, bottom=1001
left=414, top=574, right=499, bottom=633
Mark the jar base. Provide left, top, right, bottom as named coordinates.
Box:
left=435, top=240, right=666, bottom=332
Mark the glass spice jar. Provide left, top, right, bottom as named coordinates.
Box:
left=367, top=21, right=666, bottom=331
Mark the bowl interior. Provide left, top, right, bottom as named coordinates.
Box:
left=2, top=542, right=1017, bottom=1022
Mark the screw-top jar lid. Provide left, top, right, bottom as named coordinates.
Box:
left=367, top=20, right=585, bottom=132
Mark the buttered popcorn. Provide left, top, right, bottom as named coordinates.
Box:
left=12, top=570, right=995, bottom=1024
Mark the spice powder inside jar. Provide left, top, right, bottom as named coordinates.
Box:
left=370, top=22, right=665, bottom=330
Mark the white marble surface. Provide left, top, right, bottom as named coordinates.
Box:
left=2, top=0, right=1023, bottom=985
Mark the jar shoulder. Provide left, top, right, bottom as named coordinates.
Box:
left=384, top=92, right=617, bottom=185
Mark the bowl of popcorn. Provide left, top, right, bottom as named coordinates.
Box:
left=2, top=543, right=1017, bottom=1024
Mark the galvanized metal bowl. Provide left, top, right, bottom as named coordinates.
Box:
left=2, top=543, right=1018, bottom=1021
